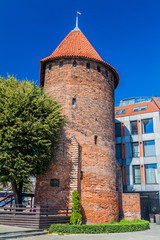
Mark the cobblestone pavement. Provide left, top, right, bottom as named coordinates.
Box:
left=14, top=223, right=160, bottom=240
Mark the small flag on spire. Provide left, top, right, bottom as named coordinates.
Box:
left=77, top=11, right=82, bottom=15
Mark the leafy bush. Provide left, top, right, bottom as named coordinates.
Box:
left=49, top=220, right=149, bottom=234
left=0, top=75, right=65, bottom=204
left=70, top=190, right=82, bottom=225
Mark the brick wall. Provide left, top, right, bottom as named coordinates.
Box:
left=121, top=193, right=141, bottom=220
left=35, top=58, right=119, bottom=223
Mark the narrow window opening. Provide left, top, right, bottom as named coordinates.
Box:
left=41, top=79, right=44, bottom=87
left=97, top=66, right=100, bottom=72
left=94, top=135, right=98, bottom=145
left=86, top=63, right=90, bottom=70
left=50, top=179, right=59, bottom=187
left=72, top=98, right=76, bottom=106
left=49, top=64, right=52, bottom=71
left=80, top=171, right=83, bottom=180
left=73, top=61, right=77, bottom=68
left=59, top=62, right=63, bottom=69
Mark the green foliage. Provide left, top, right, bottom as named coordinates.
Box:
left=49, top=220, right=150, bottom=234
left=70, top=190, right=82, bottom=225
left=72, top=190, right=81, bottom=213
left=23, top=179, right=32, bottom=193
left=70, top=212, right=82, bottom=225
left=0, top=75, right=65, bottom=202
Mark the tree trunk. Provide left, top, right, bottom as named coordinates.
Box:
left=11, top=180, right=23, bottom=205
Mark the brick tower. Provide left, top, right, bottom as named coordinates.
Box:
left=35, top=25, right=120, bottom=224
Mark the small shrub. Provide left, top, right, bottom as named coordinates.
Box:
left=70, top=212, right=82, bottom=225
left=70, top=190, right=82, bottom=225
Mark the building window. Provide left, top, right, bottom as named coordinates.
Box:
left=132, top=142, right=140, bottom=158
left=80, top=171, right=83, bottom=180
left=86, top=63, right=90, bottom=70
left=50, top=179, right=59, bottom=187
left=142, top=118, right=154, bottom=134
left=145, top=164, right=157, bottom=184
left=59, top=62, right=63, bottom=69
left=133, top=165, right=141, bottom=184
left=115, top=109, right=127, bottom=115
left=49, top=64, right=52, bottom=71
left=143, top=140, right=156, bottom=157
left=130, top=120, right=138, bottom=135
left=132, top=105, right=147, bottom=112
left=116, top=144, right=122, bottom=159
left=94, top=136, right=98, bottom=145
left=115, top=123, right=121, bottom=137
left=72, top=98, right=76, bottom=106
left=97, top=66, right=100, bottom=72
left=73, top=61, right=77, bottom=68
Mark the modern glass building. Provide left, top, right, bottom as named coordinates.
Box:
left=115, top=97, right=160, bottom=220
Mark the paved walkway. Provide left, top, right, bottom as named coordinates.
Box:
left=0, top=223, right=160, bottom=239
left=0, top=225, right=35, bottom=233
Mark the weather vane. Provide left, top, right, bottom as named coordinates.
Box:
left=76, top=11, right=82, bottom=28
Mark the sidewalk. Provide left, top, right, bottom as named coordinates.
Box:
left=0, top=223, right=159, bottom=240
left=0, top=225, right=35, bottom=233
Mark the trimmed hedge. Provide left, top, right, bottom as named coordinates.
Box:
left=49, top=219, right=149, bottom=234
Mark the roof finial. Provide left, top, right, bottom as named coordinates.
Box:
left=73, top=11, right=81, bottom=31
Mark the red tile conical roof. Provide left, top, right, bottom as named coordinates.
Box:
left=41, top=30, right=103, bottom=62
left=40, top=29, right=119, bottom=88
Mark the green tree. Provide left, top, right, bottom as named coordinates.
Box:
left=0, top=75, right=64, bottom=204
left=70, top=190, right=82, bottom=225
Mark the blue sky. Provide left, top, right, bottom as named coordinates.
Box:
left=0, top=0, right=160, bottom=104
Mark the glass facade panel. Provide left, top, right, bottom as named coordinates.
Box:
left=145, top=164, right=157, bottom=184
left=133, top=165, right=141, bottom=184
left=132, top=142, right=140, bottom=157
left=130, top=121, right=138, bottom=135
left=115, top=123, right=121, bottom=137
left=116, top=144, right=122, bottom=159
left=142, top=118, right=154, bottom=134
left=143, top=140, right=156, bottom=157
